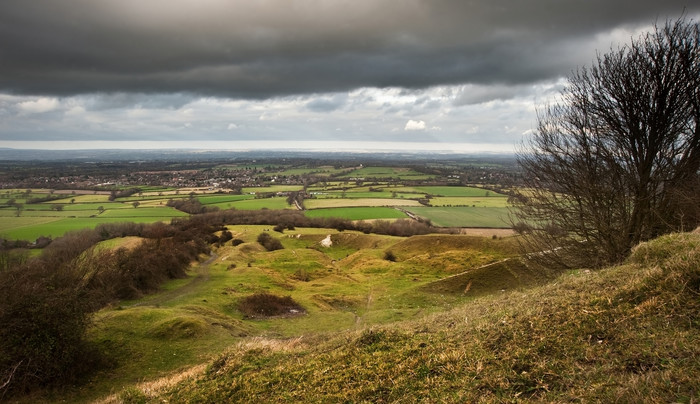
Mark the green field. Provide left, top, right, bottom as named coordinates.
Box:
left=305, top=198, right=422, bottom=209
left=0, top=191, right=189, bottom=240
left=309, top=191, right=423, bottom=199
left=0, top=216, right=174, bottom=240
left=339, top=166, right=435, bottom=180
left=241, top=185, right=304, bottom=194
left=100, top=206, right=187, bottom=218
left=304, top=207, right=408, bottom=221
left=227, top=197, right=292, bottom=210
left=429, top=196, right=509, bottom=207
left=405, top=206, right=511, bottom=228
left=264, top=166, right=348, bottom=177
left=413, top=186, right=505, bottom=197
left=197, top=194, right=255, bottom=205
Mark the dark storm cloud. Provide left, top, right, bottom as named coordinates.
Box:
left=0, top=0, right=696, bottom=98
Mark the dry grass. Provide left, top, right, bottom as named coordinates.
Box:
left=93, top=364, right=206, bottom=404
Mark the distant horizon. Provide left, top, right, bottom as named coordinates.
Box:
left=0, top=140, right=517, bottom=155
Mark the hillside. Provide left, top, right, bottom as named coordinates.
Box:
left=103, top=230, right=699, bottom=403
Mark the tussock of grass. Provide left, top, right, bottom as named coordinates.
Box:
left=147, top=316, right=209, bottom=339
left=158, top=231, right=700, bottom=403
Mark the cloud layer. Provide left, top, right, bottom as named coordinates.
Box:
left=2, top=0, right=695, bottom=97
left=0, top=1, right=696, bottom=151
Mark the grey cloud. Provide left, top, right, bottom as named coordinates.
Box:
left=79, top=93, right=194, bottom=111
left=305, top=94, right=348, bottom=112
left=0, top=1, right=697, bottom=99
left=453, top=84, right=538, bottom=105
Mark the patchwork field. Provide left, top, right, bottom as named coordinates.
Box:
left=1, top=182, right=515, bottom=241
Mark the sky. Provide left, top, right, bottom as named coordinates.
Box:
left=0, top=1, right=697, bottom=154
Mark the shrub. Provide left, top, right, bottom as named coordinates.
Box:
left=237, top=293, right=305, bottom=318
left=0, top=262, right=96, bottom=395
left=257, top=233, right=284, bottom=251
left=219, top=230, right=233, bottom=243
left=383, top=250, right=397, bottom=262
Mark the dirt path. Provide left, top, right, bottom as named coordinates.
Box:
left=354, top=286, right=374, bottom=326
left=131, top=253, right=217, bottom=307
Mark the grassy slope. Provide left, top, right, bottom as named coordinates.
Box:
left=147, top=231, right=700, bottom=403
left=44, top=228, right=524, bottom=403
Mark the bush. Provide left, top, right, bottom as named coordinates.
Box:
left=257, top=233, right=284, bottom=251
left=237, top=293, right=305, bottom=318
left=384, top=250, right=397, bottom=262
left=0, top=262, right=96, bottom=395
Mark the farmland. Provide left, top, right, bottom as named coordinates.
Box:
left=406, top=206, right=511, bottom=228
left=304, top=207, right=408, bottom=221
left=1, top=156, right=520, bottom=241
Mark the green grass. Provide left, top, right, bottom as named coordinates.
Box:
left=52, top=202, right=128, bottom=211
left=264, top=166, right=348, bottom=177
left=0, top=217, right=174, bottom=240
left=100, top=206, right=187, bottom=218
left=429, top=196, right=509, bottom=207
left=0, top=216, right=63, bottom=237
left=197, top=194, right=255, bottom=205
left=311, top=191, right=397, bottom=199
left=228, top=197, right=292, bottom=210
left=339, top=166, right=435, bottom=180
left=58, top=194, right=113, bottom=203
left=305, top=198, right=422, bottom=209
left=406, top=206, right=511, bottom=228
left=304, top=207, right=408, bottom=221
left=241, top=185, right=304, bottom=194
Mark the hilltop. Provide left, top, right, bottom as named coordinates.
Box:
left=99, top=230, right=698, bottom=403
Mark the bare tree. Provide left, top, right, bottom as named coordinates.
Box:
left=512, top=17, right=700, bottom=268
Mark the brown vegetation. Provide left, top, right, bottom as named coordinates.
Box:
left=237, top=293, right=305, bottom=319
